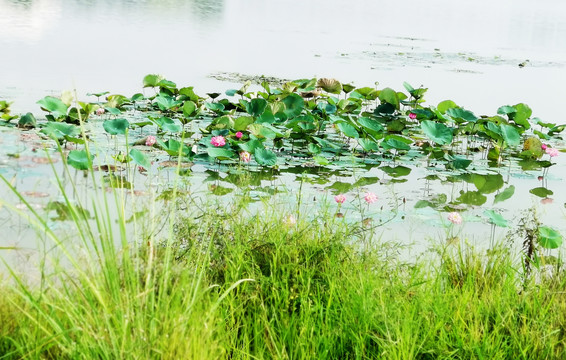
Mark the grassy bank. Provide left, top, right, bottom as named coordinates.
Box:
left=0, top=194, right=565, bottom=359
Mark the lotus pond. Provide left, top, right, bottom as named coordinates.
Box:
left=1, top=75, right=565, bottom=262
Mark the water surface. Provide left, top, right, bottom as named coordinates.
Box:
left=1, top=0, right=565, bottom=121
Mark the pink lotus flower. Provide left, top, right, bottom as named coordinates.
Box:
left=145, top=135, right=157, bottom=147
left=239, top=151, right=251, bottom=163
left=364, top=192, right=378, bottom=204
left=409, top=113, right=417, bottom=120
left=447, top=212, right=463, bottom=225
left=334, top=194, right=347, bottom=204
left=541, top=144, right=548, bottom=150
left=545, top=147, right=559, bottom=157
left=235, top=131, right=243, bottom=139
left=210, top=136, right=226, bottom=147
left=96, top=108, right=105, bottom=116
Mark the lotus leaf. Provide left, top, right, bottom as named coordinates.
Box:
left=67, top=150, right=93, bottom=170
left=538, top=226, right=563, bottom=249
left=254, top=148, right=277, bottom=166
left=37, top=96, right=68, bottom=119
left=484, top=210, right=508, bottom=227
left=103, top=118, right=129, bottom=135
left=421, top=120, right=453, bottom=145
left=317, top=78, right=342, bottom=94
left=129, top=149, right=151, bottom=170
left=143, top=74, right=165, bottom=88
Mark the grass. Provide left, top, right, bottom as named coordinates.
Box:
left=0, top=158, right=565, bottom=359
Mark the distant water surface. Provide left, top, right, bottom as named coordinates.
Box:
left=0, top=0, right=565, bottom=122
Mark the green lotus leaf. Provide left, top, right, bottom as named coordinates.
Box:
left=313, top=155, right=330, bottom=166
left=258, top=107, right=275, bottom=124
left=205, top=102, right=225, bottom=113
left=238, top=139, right=264, bottom=153
left=421, top=120, right=453, bottom=145
left=225, top=89, right=238, bottom=97
left=103, top=118, right=129, bottom=135
left=234, top=116, right=254, bottom=131
left=179, top=87, right=201, bottom=102
left=382, top=134, right=412, bottom=151
left=342, top=84, right=356, bottom=93
left=155, top=95, right=182, bottom=111
left=40, top=122, right=80, bottom=140
left=497, top=105, right=516, bottom=116
left=129, top=149, right=151, bottom=170
left=207, top=147, right=236, bottom=160
left=143, top=74, right=164, bottom=88
left=548, top=124, right=566, bottom=136
left=456, top=191, right=487, bottom=206
left=254, top=148, right=277, bottom=166
left=358, top=138, right=379, bottom=151
left=182, top=101, right=197, bottom=118
left=249, top=124, right=276, bottom=139
left=245, top=98, right=267, bottom=117
left=446, top=108, right=477, bottom=123
left=484, top=210, right=508, bottom=227
left=18, top=112, right=36, bottom=129
left=472, top=174, right=503, bottom=194
left=353, top=87, right=378, bottom=100
left=157, top=79, right=177, bottom=92
left=500, top=124, right=520, bottom=146
left=357, top=117, right=384, bottom=132
left=131, top=93, right=145, bottom=102
left=308, top=143, right=321, bottom=154
left=282, top=93, right=304, bottom=119
left=529, top=187, right=553, bottom=198
left=87, top=91, right=110, bottom=98
left=494, top=186, right=515, bottom=204
left=159, top=139, right=191, bottom=157
left=104, top=107, right=122, bottom=116
left=538, top=226, right=563, bottom=249
left=353, top=176, right=379, bottom=187
left=510, top=103, right=532, bottom=129
left=106, top=94, right=128, bottom=109
left=337, top=122, right=359, bottom=138
left=237, top=80, right=251, bottom=96
left=37, top=96, right=68, bottom=119
left=155, top=116, right=182, bottom=133
left=378, top=87, right=399, bottom=109
left=380, top=165, right=411, bottom=177
left=326, top=181, right=353, bottom=194
left=67, top=150, right=93, bottom=170
left=437, top=100, right=458, bottom=114
left=447, top=155, right=472, bottom=170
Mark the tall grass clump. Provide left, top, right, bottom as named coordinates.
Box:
left=1, top=168, right=566, bottom=358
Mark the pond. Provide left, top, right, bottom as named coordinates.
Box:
left=1, top=0, right=566, bottom=268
